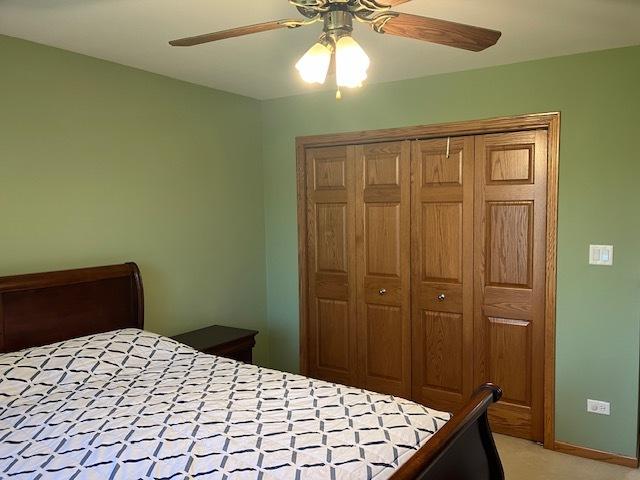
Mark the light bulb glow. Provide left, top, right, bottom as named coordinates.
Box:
left=295, top=42, right=332, bottom=85
left=335, top=36, right=370, bottom=89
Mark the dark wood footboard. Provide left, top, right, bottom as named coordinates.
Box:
left=391, top=384, right=504, bottom=480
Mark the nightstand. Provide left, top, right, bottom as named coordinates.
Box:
left=171, top=325, right=258, bottom=364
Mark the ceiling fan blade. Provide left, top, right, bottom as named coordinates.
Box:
left=380, top=0, right=413, bottom=6
left=380, top=13, right=501, bottom=52
left=170, top=20, right=294, bottom=47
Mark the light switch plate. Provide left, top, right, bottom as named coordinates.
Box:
left=589, top=245, right=613, bottom=266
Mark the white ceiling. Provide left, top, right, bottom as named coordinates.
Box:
left=1, top=0, right=639, bottom=99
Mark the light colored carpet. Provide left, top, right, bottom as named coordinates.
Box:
left=495, top=434, right=640, bottom=480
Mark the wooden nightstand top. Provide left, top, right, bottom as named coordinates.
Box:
left=171, top=325, right=258, bottom=357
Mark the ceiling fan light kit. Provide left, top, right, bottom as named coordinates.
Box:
left=170, top=0, right=502, bottom=99
left=335, top=36, right=370, bottom=89
left=295, top=8, right=372, bottom=98
left=295, top=41, right=333, bottom=84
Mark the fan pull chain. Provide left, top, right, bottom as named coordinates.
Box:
left=446, top=137, right=451, bottom=158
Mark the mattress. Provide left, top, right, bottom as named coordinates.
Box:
left=0, top=329, right=450, bottom=479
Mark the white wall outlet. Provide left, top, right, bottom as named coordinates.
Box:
left=587, top=399, right=611, bottom=415
left=589, top=245, right=613, bottom=266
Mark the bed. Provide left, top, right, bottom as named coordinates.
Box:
left=0, top=263, right=504, bottom=479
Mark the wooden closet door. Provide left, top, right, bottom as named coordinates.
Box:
left=306, top=146, right=358, bottom=386
left=474, top=130, right=548, bottom=441
left=354, top=142, right=411, bottom=398
left=411, top=137, right=475, bottom=412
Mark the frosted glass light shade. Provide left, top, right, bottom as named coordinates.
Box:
left=295, top=42, right=332, bottom=85
left=335, top=36, right=370, bottom=88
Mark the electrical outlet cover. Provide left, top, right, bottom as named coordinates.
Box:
left=587, top=399, right=611, bottom=415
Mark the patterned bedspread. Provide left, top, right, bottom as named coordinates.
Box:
left=0, top=329, right=450, bottom=479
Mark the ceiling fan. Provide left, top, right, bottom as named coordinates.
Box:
left=170, top=0, right=502, bottom=99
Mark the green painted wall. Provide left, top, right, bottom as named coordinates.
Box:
left=0, top=35, right=269, bottom=364
left=261, top=46, right=640, bottom=457
left=2, top=32, right=639, bottom=459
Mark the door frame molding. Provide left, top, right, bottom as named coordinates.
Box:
left=296, top=112, right=560, bottom=449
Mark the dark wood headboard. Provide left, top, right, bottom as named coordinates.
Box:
left=0, top=263, right=144, bottom=353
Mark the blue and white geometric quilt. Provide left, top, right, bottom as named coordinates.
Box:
left=0, top=329, right=450, bottom=479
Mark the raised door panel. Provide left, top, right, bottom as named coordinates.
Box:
left=411, top=137, right=474, bottom=413
left=422, top=203, right=462, bottom=283
left=366, top=305, right=404, bottom=381
left=366, top=204, right=401, bottom=277
left=486, top=202, right=533, bottom=288
left=314, top=156, right=346, bottom=190
left=422, top=147, right=463, bottom=186
left=474, top=130, right=548, bottom=441
left=316, top=204, right=347, bottom=273
left=306, top=146, right=358, bottom=386
left=366, top=153, right=400, bottom=187
left=422, top=311, right=463, bottom=395
left=355, top=142, right=411, bottom=398
left=317, top=299, right=350, bottom=372
left=487, top=146, right=533, bottom=184
left=486, top=317, right=534, bottom=439
left=489, top=317, right=531, bottom=406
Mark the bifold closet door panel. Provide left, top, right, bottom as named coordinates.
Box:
left=305, top=145, right=359, bottom=386
left=354, top=142, right=412, bottom=398
left=411, top=137, right=475, bottom=412
left=474, top=130, right=548, bottom=442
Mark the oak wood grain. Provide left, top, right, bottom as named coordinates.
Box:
left=411, top=136, right=475, bottom=413
left=381, top=13, right=501, bottom=52
left=423, top=311, right=464, bottom=399
left=296, top=113, right=559, bottom=148
left=355, top=141, right=411, bottom=397
left=296, top=139, right=310, bottom=375
left=554, top=442, right=639, bottom=469
left=487, top=202, right=533, bottom=287
left=489, top=147, right=532, bottom=183
left=474, top=130, right=548, bottom=442
left=543, top=114, right=561, bottom=449
left=381, top=0, right=412, bottom=6
left=305, top=146, right=359, bottom=385
left=170, top=21, right=290, bottom=46
left=297, top=113, right=560, bottom=453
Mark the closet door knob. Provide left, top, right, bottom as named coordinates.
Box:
left=437, top=293, right=446, bottom=301
left=379, top=288, right=387, bottom=296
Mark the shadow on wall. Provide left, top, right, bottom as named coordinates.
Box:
left=135, top=262, right=175, bottom=336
